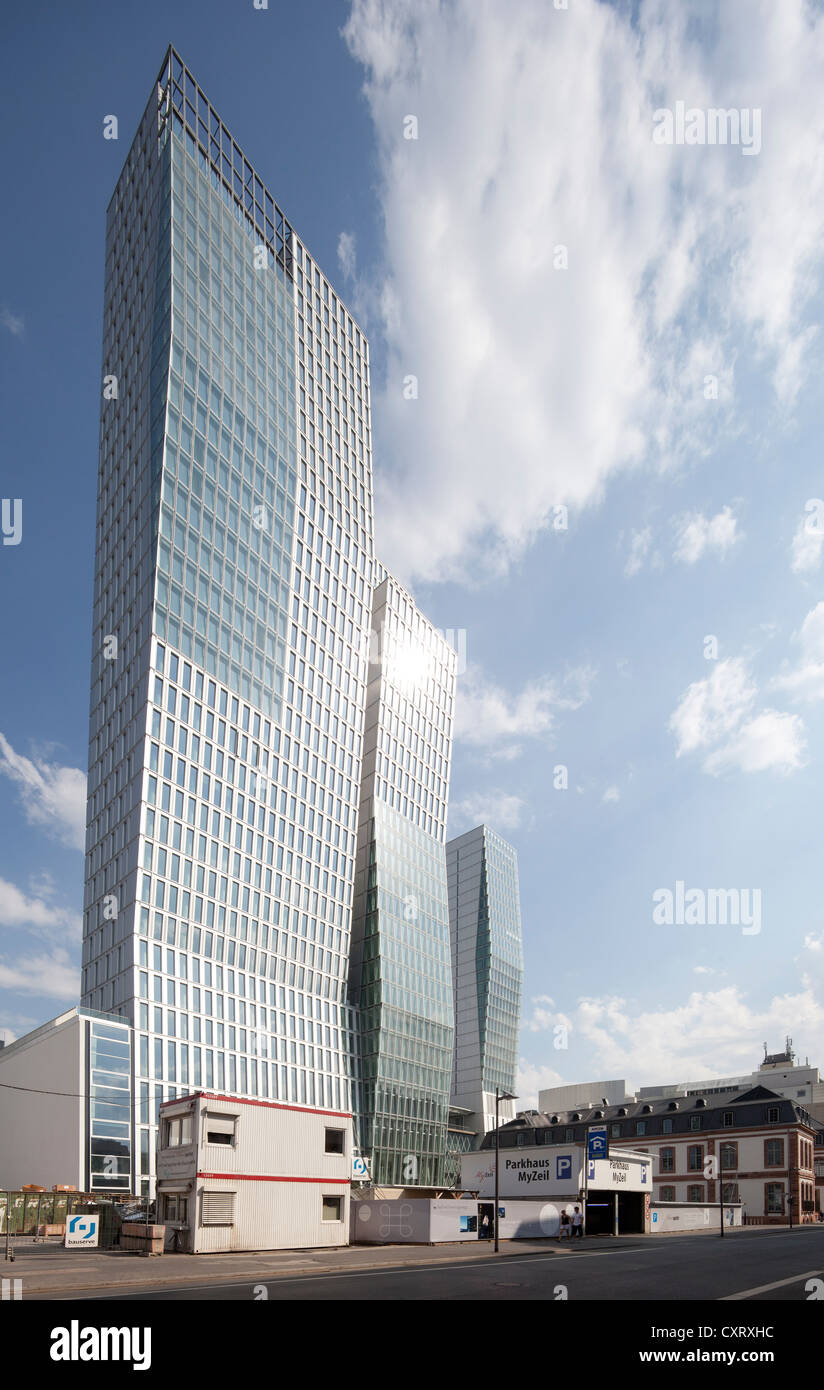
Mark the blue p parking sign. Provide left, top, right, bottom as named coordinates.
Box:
left=587, top=1126, right=608, bottom=1160
left=556, top=1155, right=572, bottom=1180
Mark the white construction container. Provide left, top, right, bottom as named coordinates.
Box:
left=156, top=1091, right=352, bottom=1252
left=351, top=1197, right=481, bottom=1244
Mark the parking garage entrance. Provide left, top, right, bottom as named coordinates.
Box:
left=585, top=1189, right=645, bottom=1235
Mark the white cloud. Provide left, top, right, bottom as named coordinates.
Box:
left=574, top=985, right=824, bottom=1087
left=625, top=528, right=652, bottom=577
left=772, top=602, right=824, bottom=702
left=516, top=1059, right=567, bottom=1110
left=0, top=734, right=86, bottom=851
left=673, top=506, right=740, bottom=564
left=523, top=995, right=574, bottom=1037
left=791, top=512, right=824, bottom=573
left=455, top=664, right=593, bottom=756
left=1, top=307, right=24, bottom=337
left=669, top=657, right=756, bottom=756
left=602, top=786, right=620, bottom=803
left=0, top=949, right=79, bottom=1001
left=448, top=791, right=526, bottom=835
left=337, top=231, right=356, bottom=280
left=343, top=0, right=824, bottom=583
left=670, top=657, right=805, bottom=774
left=0, top=876, right=81, bottom=938
left=703, top=708, right=806, bottom=776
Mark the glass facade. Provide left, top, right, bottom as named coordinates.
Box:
left=88, top=1019, right=132, bottom=1191
left=82, top=47, right=374, bottom=1193
left=349, top=574, right=457, bottom=1186
left=446, top=825, right=523, bottom=1137
left=477, top=827, right=523, bottom=1095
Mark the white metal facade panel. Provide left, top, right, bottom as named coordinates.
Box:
left=157, top=1092, right=352, bottom=1251
left=0, top=1012, right=85, bottom=1190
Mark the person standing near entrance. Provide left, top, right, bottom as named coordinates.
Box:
left=571, top=1206, right=584, bottom=1239
left=559, top=1209, right=571, bottom=1241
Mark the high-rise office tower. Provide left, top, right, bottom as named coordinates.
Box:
left=446, top=825, right=523, bottom=1140
left=349, top=570, right=457, bottom=1187
left=82, top=48, right=375, bottom=1192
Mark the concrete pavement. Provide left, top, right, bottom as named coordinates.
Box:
left=2, top=1222, right=819, bottom=1299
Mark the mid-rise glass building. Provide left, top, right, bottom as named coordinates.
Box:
left=349, top=571, right=457, bottom=1186
left=445, top=824, right=523, bottom=1141
left=82, top=47, right=375, bottom=1191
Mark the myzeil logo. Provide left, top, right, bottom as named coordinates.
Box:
left=50, top=1322, right=151, bottom=1371
left=652, top=881, right=761, bottom=936
left=652, top=101, right=761, bottom=155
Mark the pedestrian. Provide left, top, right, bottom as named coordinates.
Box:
left=571, top=1205, right=584, bottom=1239
left=558, top=1209, right=570, bottom=1241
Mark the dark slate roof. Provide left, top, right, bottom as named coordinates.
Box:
left=479, top=1085, right=823, bottom=1151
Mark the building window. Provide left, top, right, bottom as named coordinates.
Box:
left=765, top=1183, right=784, bottom=1215
left=767, top=1107, right=780, bottom=1123
left=660, top=1147, right=675, bottom=1173
left=661, top=1118, right=673, bottom=1134
left=765, top=1139, right=784, bottom=1167
left=723, top=1111, right=734, bottom=1127
left=564, top=1128, right=574, bottom=1142
left=720, top=1143, right=737, bottom=1170
left=322, top=1196, right=343, bottom=1222
left=205, top=1113, right=237, bottom=1146
left=324, top=1128, right=345, bottom=1155
left=163, top=1195, right=189, bottom=1222
left=689, top=1115, right=702, bottom=1131
left=687, top=1185, right=703, bottom=1203
left=659, top=1186, right=676, bottom=1202
left=721, top=1183, right=739, bottom=1204
left=688, top=1145, right=703, bottom=1172
left=636, top=1121, right=646, bottom=1136
left=611, top=1124, right=621, bottom=1138
left=201, top=1191, right=235, bottom=1225
left=162, top=1114, right=193, bottom=1148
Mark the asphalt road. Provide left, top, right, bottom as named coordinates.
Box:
left=78, top=1226, right=824, bottom=1301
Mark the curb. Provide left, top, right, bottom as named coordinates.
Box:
left=14, top=1242, right=572, bottom=1297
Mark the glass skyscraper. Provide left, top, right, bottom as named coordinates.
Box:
left=82, top=47, right=375, bottom=1192
left=348, top=570, right=457, bottom=1187
left=445, top=824, right=523, bottom=1140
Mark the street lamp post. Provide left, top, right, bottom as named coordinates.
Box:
left=493, top=1087, right=518, bottom=1254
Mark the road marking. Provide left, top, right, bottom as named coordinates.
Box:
left=77, top=1245, right=662, bottom=1299
left=720, top=1268, right=824, bottom=1301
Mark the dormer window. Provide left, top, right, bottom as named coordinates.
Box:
left=667, top=1101, right=678, bottom=1111
left=641, top=1104, right=652, bottom=1114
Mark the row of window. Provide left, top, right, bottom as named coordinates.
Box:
left=162, top=1111, right=346, bottom=1155
left=656, top=1140, right=788, bottom=1172
left=197, top=1190, right=343, bottom=1226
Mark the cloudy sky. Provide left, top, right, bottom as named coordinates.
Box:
left=2, top=0, right=824, bottom=1103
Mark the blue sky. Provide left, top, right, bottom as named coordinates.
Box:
left=3, top=0, right=824, bottom=1104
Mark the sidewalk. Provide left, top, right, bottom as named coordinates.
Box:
left=3, top=1221, right=813, bottom=1297
left=3, top=1235, right=586, bottom=1298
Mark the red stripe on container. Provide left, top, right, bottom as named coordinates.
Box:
left=197, top=1172, right=351, bottom=1184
